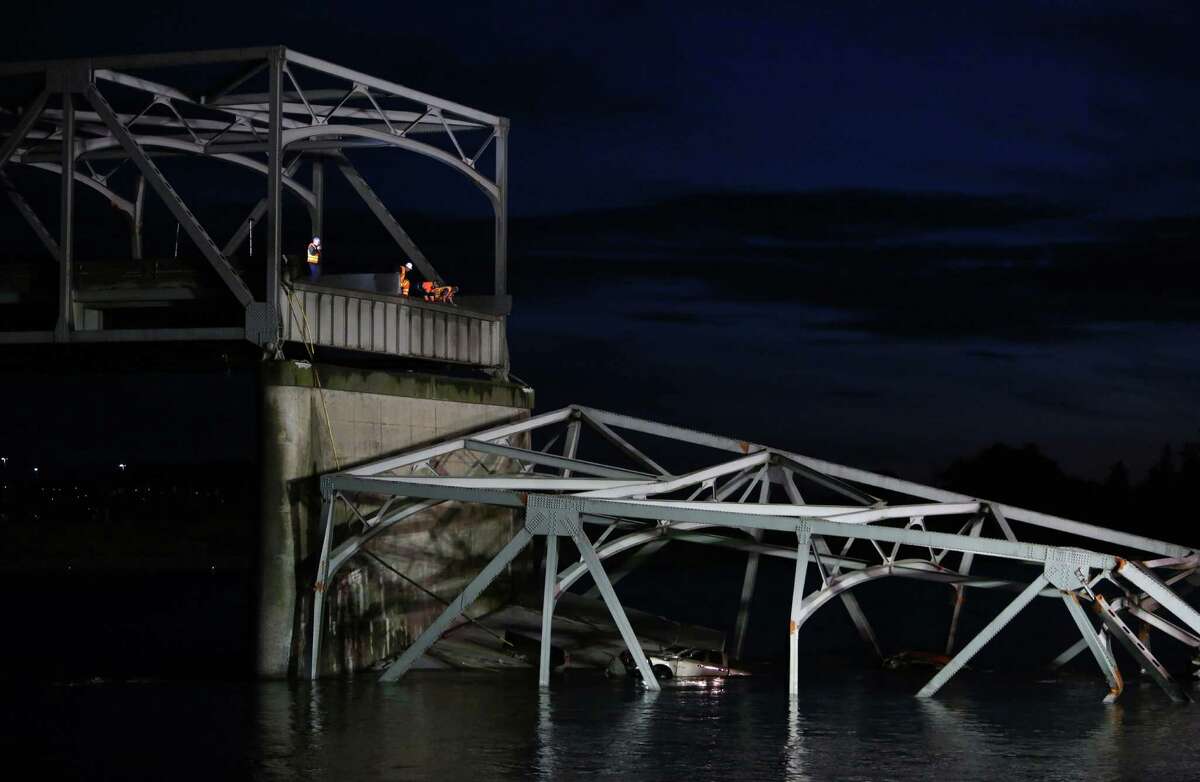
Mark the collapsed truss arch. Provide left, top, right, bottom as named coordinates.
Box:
left=310, top=404, right=1199, bottom=704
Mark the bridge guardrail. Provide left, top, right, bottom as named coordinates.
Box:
left=280, top=282, right=505, bottom=368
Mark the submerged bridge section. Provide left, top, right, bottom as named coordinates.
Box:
left=316, top=405, right=1200, bottom=703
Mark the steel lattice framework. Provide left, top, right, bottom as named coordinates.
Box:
left=0, top=47, right=508, bottom=346
left=314, top=405, right=1200, bottom=702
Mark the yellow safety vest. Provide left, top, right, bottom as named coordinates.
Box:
left=307, top=244, right=320, bottom=264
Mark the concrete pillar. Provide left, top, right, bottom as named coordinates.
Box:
left=254, top=359, right=535, bottom=678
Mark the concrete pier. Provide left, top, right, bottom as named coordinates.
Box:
left=257, top=360, right=534, bottom=678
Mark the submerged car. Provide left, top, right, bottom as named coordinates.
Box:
left=882, top=650, right=953, bottom=670
left=622, top=648, right=751, bottom=679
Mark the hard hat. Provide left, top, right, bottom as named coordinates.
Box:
left=312, top=236, right=320, bottom=244
left=405, top=262, right=413, bottom=270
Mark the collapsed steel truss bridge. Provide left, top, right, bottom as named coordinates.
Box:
left=316, top=405, right=1199, bottom=702
left=0, top=47, right=508, bottom=353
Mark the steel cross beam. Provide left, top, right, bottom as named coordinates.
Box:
left=334, top=155, right=439, bottom=281
left=732, top=468, right=770, bottom=659
left=788, top=523, right=813, bottom=696
left=84, top=85, right=254, bottom=308
left=1093, top=594, right=1185, bottom=702
left=1117, top=559, right=1200, bottom=639
left=463, top=439, right=655, bottom=480
left=1060, top=591, right=1123, bottom=703
left=379, top=528, right=534, bottom=682
left=917, top=574, right=1049, bottom=698
left=0, top=89, right=50, bottom=169
left=1, top=170, right=61, bottom=262
left=563, top=506, right=660, bottom=690
left=223, top=155, right=305, bottom=257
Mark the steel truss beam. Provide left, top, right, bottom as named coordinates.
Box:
left=0, top=89, right=50, bottom=169
left=1, top=170, right=60, bottom=262
left=84, top=85, right=254, bottom=307
left=1061, top=591, right=1123, bottom=703
left=917, top=574, right=1050, bottom=698
left=1, top=47, right=513, bottom=343
left=333, top=155, right=440, bottom=281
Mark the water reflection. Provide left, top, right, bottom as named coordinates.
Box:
left=234, top=672, right=1200, bottom=781
left=785, top=697, right=811, bottom=782
left=536, top=688, right=554, bottom=782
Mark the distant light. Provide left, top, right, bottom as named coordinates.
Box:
left=118, top=463, right=127, bottom=471
left=33, top=467, right=38, bottom=473
left=1, top=457, right=7, bottom=465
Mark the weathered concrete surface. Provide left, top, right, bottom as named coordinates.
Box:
left=257, top=359, right=534, bottom=678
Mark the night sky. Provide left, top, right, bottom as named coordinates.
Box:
left=3, top=1, right=1198, bottom=481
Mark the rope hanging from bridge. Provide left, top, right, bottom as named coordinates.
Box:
left=284, top=282, right=342, bottom=470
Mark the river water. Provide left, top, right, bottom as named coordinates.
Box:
left=7, top=669, right=1198, bottom=781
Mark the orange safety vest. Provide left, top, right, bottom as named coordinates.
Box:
left=306, top=243, right=321, bottom=265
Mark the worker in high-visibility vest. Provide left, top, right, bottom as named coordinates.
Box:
left=398, top=261, right=413, bottom=297
left=421, top=280, right=458, bottom=304
left=306, top=236, right=321, bottom=280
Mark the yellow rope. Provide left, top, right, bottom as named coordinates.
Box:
left=284, top=284, right=343, bottom=471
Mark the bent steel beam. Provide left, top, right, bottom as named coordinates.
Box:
left=572, top=407, right=1194, bottom=558
left=85, top=85, right=254, bottom=308
left=1124, top=603, right=1200, bottom=648
left=1093, top=594, right=1185, bottom=702
left=1117, top=559, right=1200, bottom=639
left=782, top=451, right=1191, bottom=558
left=1061, top=592, right=1123, bottom=703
